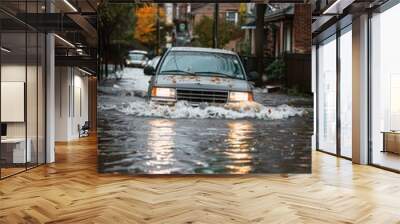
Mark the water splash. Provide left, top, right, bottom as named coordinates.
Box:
left=99, top=100, right=306, bottom=120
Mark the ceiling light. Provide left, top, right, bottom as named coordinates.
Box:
left=63, top=0, right=78, bottom=12
left=78, top=67, right=92, bottom=76
left=323, top=0, right=355, bottom=15
left=1, top=47, right=11, bottom=53
left=54, top=34, right=75, bottom=48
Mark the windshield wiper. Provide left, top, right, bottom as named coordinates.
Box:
left=161, top=70, right=197, bottom=76
left=196, top=71, right=239, bottom=79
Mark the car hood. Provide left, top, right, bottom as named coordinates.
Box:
left=155, top=75, right=252, bottom=92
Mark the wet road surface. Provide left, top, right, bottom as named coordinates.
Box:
left=98, top=68, right=313, bottom=174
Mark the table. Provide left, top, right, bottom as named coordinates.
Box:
left=382, top=131, right=400, bottom=154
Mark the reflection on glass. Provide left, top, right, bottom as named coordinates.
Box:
left=38, top=33, right=46, bottom=165
left=371, top=4, right=400, bottom=171
left=27, top=31, right=38, bottom=169
left=146, top=119, right=176, bottom=174
left=317, top=36, right=337, bottom=154
left=224, top=121, right=254, bottom=174
left=340, top=28, right=352, bottom=158
left=0, top=1, right=47, bottom=179
left=1, top=31, right=27, bottom=177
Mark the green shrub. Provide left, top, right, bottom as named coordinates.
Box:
left=265, top=58, right=286, bottom=81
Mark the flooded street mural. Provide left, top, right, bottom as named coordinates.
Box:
left=98, top=3, right=312, bottom=174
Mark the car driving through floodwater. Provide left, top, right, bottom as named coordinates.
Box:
left=144, top=47, right=256, bottom=106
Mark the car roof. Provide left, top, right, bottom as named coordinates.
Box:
left=169, top=47, right=237, bottom=55
left=129, top=50, right=147, bottom=54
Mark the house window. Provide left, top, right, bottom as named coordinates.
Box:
left=284, top=24, right=292, bottom=52
left=225, top=11, right=238, bottom=24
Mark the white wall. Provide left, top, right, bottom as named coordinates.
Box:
left=55, top=67, right=89, bottom=141
left=1, top=65, right=40, bottom=138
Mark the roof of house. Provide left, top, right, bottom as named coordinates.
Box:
left=241, top=6, right=294, bottom=30
left=264, top=6, right=294, bottom=22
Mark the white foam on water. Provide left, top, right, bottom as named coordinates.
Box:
left=100, top=100, right=306, bottom=120
left=98, top=68, right=307, bottom=120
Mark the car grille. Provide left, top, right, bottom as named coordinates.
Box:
left=176, top=89, right=228, bottom=104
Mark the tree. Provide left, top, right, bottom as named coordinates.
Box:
left=134, top=5, right=165, bottom=49
left=98, top=2, right=136, bottom=80
left=193, top=16, right=242, bottom=49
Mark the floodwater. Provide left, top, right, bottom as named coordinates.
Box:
left=98, top=68, right=313, bottom=174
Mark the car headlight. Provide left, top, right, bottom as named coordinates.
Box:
left=151, top=87, right=176, bottom=98
left=229, top=91, right=253, bottom=102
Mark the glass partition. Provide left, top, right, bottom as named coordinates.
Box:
left=339, top=26, right=352, bottom=158
left=370, top=3, right=400, bottom=171
left=1, top=30, right=28, bottom=177
left=27, top=30, right=38, bottom=169
left=317, top=35, right=337, bottom=154
left=38, top=32, right=45, bottom=165
left=0, top=1, right=46, bottom=179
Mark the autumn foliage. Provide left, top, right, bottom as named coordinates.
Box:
left=134, top=5, right=165, bottom=46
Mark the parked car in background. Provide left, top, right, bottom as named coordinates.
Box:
left=126, top=50, right=148, bottom=68
left=144, top=47, right=255, bottom=106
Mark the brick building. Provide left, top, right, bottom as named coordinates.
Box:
left=244, top=4, right=311, bottom=57
left=190, top=3, right=243, bottom=26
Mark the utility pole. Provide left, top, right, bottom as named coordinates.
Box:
left=255, top=4, right=266, bottom=86
left=156, top=4, right=160, bottom=55
left=213, top=3, right=219, bottom=48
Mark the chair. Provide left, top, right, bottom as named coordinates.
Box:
left=79, top=121, right=90, bottom=138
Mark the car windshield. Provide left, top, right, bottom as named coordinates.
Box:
left=159, top=51, right=245, bottom=79
left=129, top=53, right=146, bottom=60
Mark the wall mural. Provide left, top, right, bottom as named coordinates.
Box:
left=97, top=2, right=313, bottom=174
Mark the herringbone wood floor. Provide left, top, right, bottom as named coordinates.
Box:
left=1, top=135, right=400, bottom=224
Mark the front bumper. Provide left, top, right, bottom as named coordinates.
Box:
left=150, top=98, right=234, bottom=107
left=150, top=97, right=177, bottom=106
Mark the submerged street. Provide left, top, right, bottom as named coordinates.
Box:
left=98, top=68, right=313, bottom=174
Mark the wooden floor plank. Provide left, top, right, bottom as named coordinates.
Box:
left=0, top=135, right=400, bottom=223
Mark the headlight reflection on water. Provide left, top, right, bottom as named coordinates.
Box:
left=145, top=119, right=256, bottom=174
left=224, top=121, right=255, bottom=174
left=146, top=119, right=176, bottom=174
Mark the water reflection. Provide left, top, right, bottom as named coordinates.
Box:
left=224, top=121, right=255, bottom=174
left=146, top=119, right=176, bottom=174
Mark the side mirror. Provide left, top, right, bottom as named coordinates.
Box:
left=144, top=66, right=155, bottom=76
left=247, top=71, right=259, bottom=81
